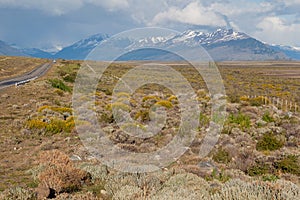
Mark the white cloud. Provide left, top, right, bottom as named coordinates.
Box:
left=150, top=1, right=226, bottom=27
left=254, top=16, right=300, bottom=46
left=0, top=0, right=299, bottom=47
left=87, top=0, right=129, bottom=11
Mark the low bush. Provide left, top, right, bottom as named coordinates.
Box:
left=134, top=109, right=150, bottom=122
left=38, top=105, right=72, bottom=114
left=212, top=149, right=231, bottom=164
left=48, top=79, right=71, bottom=92
left=205, top=169, right=231, bottom=183
left=58, top=63, right=80, bottom=83
left=38, top=150, right=91, bottom=197
left=275, top=155, right=300, bottom=176
left=142, top=95, right=160, bottom=102
left=26, top=116, right=75, bottom=134
left=262, top=112, right=275, bottom=123
left=256, top=133, right=284, bottom=151
left=247, top=162, right=270, bottom=176
left=262, top=174, right=279, bottom=182
left=228, top=113, right=251, bottom=129
left=154, top=100, right=173, bottom=109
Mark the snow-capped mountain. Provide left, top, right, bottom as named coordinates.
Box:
left=1, top=29, right=299, bottom=61
left=54, top=33, right=109, bottom=60
left=112, top=29, right=287, bottom=61
left=170, top=29, right=249, bottom=46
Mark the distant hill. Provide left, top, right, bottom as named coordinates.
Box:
left=0, top=40, right=27, bottom=57
left=20, top=48, right=53, bottom=59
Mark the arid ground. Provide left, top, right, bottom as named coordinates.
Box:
left=0, top=57, right=299, bottom=199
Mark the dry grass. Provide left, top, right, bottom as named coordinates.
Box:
left=0, top=56, right=45, bottom=81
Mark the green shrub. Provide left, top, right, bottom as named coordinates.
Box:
left=247, top=162, right=270, bottom=176
left=48, top=79, right=71, bottom=92
left=256, top=133, right=284, bottom=151
left=213, top=149, right=231, bottom=164
left=228, top=113, right=251, bottom=129
left=58, top=64, right=80, bottom=83
left=262, top=174, right=279, bottom=182
left=262, top=112, right=275, bottom=123
left=275, top=155, right=300, bottom=176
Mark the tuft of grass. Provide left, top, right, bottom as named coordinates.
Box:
left=48, top=79, right=71, bottom=92
left=262, top=174, right=279, bottom=182
left=256, top=133, right=284, bottom=151
left=262, top=112, right=275, bottom=123
left=228, top=113, right=251, bottom=129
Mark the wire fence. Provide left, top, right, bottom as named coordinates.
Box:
left=242, top=95, right=299, bottom=113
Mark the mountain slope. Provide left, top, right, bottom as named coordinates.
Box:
left=271, top=45, right=300, bottom=60
left=56, top=29, right=288, bottom=61
left=54, top=33, right=109, bottom=60
left=20, top=48, right=53, bottom=59
left=0, top=40, right=27, bottom=57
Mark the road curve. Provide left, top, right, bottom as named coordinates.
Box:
left=0, top=62, right=53, bottom=90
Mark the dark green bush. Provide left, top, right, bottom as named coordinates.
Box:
left=48, top=79, right=71, bottom=92
left=58, top=64, right=80, bottom=83
left=275, top=155, right=300, bottom=176
left=247, top=162, right=270, bottom=176
left=212, top=149, right=231, bottom=164
left=256, top=133, right=284, bottom=151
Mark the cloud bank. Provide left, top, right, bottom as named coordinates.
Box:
left=0, top=0, right=299, bottom=48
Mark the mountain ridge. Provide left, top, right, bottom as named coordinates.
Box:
left=1, top=29, right=300, bottom=61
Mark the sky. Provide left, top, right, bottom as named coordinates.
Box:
left=0, top=0, right=299, bottom=51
